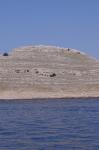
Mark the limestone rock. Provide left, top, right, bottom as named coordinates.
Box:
left=0, top=45, right=99, bottom=99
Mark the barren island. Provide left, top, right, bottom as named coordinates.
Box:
left=0, top=45, right=99, bottom=99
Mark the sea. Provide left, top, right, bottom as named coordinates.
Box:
left=0, top=98, right=99, bottom=150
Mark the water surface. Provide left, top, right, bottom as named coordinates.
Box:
left=0, top=98, right=99, bottom=150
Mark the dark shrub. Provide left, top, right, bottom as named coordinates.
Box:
left=3, top=52, right=8, bottom=56
left=67, top=48, right=70, bottom=51
left=50, top=73, right=56, bottom=77
left=15, top=69, right=20, bottom=73
left=35, top=71, right=39, bottom=74
left=77, top=52, right=80, bottom=54
left=73, top=73, right=76, bottom=76
left=26, top=69, right=29, bottom=72
left=24, top=69, right=29, bottom=73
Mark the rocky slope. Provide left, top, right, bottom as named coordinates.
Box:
left=0, top=45, right=99, bottom=99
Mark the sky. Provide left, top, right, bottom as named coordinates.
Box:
left=0, top=0, right=98, bottom=58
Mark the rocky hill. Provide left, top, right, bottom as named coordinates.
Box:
left=0, top=45, right=99, bottom=99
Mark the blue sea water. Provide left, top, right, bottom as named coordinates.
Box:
left=0, top=98, right=99, bottom=150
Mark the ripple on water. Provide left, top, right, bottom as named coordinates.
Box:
left=0, top=98, right=99, bottom=150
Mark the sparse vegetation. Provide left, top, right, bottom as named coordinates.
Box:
left=50, top=73, right=56, bottom=77
left=27, top=69, right=29, bottom=72
left=67, top=48, right=70, bottom=51
left=76, top=52, right=80, bottom=54
left=15, top=69, right=20, bottom=73
left=3, top=52, right=9, bottom=56
left=73, top=73, right=76, bottom=76
left=24, top=69, right=30, bottom=73
left=35, top=70, right=39, bottom=74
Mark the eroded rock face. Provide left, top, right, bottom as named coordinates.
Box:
left=0, top=45, right=99, bottom=99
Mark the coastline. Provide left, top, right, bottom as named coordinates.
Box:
left=0, top=90, right=99, bottom=100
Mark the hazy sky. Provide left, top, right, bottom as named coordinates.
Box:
left=0, top=0, right=98, bottom=58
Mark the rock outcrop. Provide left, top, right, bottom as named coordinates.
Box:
left=0, top=45, right=99, bottom=99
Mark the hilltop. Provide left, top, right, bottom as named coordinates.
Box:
left=0, top=45, right=99, bottom=99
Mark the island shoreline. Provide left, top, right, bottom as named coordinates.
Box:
left=0, top=96, right=99, bottom=101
